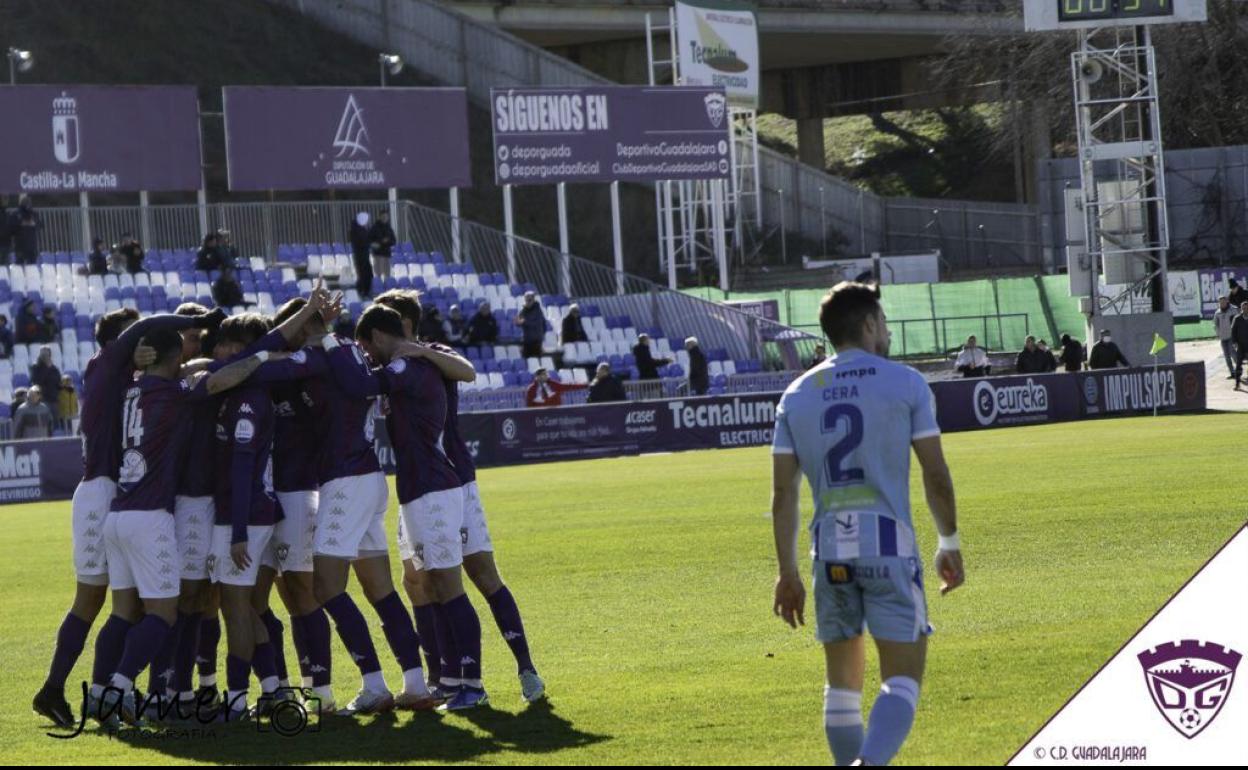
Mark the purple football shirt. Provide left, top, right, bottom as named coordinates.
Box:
left=213, top=384, right=281, bottom=542
left=111, top=374, right=208, bottom=513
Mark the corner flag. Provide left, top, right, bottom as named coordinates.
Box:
left=1149, top=333, right=1168, bottom=356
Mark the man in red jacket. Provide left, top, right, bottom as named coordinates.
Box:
left=525, top=368, right=585, bottom=408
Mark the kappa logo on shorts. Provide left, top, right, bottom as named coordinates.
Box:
left=460, top=527, right=469, bottom=545
left=205, top=554, right=216, bottom=573
left=1138, top=640, right=1241, bottom=739
left=276, top=543, right=290, bottom=562
left=414, top=543, right=425, bottom=560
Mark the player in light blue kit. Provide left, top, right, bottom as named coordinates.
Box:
left=771, top=282, right=964, bottom=766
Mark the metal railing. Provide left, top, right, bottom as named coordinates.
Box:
left=787, top=311, right=1029, bottom=358
left=268, top=0, right=1045, bottom=269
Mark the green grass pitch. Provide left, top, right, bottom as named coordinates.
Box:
left=0, top=412, right=1242, bottom=765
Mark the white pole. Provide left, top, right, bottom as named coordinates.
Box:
left=713, top=180, right=728, bottom=292
left=449, top=186, right=461, bottom=264
left=611, top=180, right=624, bottom=296
left=820, top=186, right=826, bottom=256
left=139, top=190, right=151, bottom=248
left=79, top=191, right=91, bottom=254
left=557, top=182, right=571, bottom=296
left=1153, top=353, right=1159, bottom=418
left=503, top=183, right=516, bottom=285
left=664, top=181, right=678, bottom=291
left=197, top=188, right=208, bottom=240
left=858, top=187, right=866, bottom=253
left=778, top=187, right=787, bottom=263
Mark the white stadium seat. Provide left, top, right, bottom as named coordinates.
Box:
left=540, top=355, right=555, bottom=372
left=708, top=361, right=724, bottom=377
left=722, top=360, right=736, bottom=376
left=572, top=368, right=588, bottom=385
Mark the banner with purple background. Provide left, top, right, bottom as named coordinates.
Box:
left=490, top=86, right=732, bottom=185
left=0, top=85, right=201, bottom=194
left=223, top=86, right=471, bottom=191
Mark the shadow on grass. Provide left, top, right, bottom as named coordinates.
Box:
left=59, top=699, right=610, bottom=764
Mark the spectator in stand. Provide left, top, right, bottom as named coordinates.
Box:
left=525, top=367, right=585, bottom=408
left=1059, top=333, right=1084, bottom=372
left=39, top=306, right=58, bottom=342
left=30, top=346, right=62, bottom=415
left=468, top=301, right=499, bottom=346
left=1215, top=295, right=1237, bottom=379
left=15, top=299, right=41, bottom=344
left=1015, top=336, right=1047, bottom=374
left=633, top=333, right=672, bottom=380
left=1232, top=302, right=1248, bottom=391
left=350, top=211, right=373, bottom=299
left=587, top=362, right=627, bottom=404
left=1036, top=339, right=1058, bottom=372
left=0, top=314, right=13, bottom=359
left=418, top=306, right=449, bottom=344
left=686, top=336, right=709, bottom=395
left=87, top=237, right=110, bottom=275
left=444, top=304, right=467, bottom=347
left=807, top=343, right=826, bottom=370
left=211, top=263, right=244, bottom=309
left=1229, top=279, right=1248, bottom=311
left=561, top=304, right=588, bottom=345
left=58, top=374, right=78, bottom=422
left=194, top=232, right=223, bottom=272
left=10, top=386, right=27, bottom=418
left=0, top=196, right=10, bottom=259
left=515, top=291, right=547, bottom=359
left=334, top=308, right=356, bottom=339
left=217, top=228, right=239, bottom=268
left=13, top=385, right=54, bottom=439
left=1088, top=329, right=1130, bottom=370
left=954, top=335, right=990, bottom=378
left=118, top=233, right=145, bottom=274
left=8, top=194, right=41, bottom=265
left=369, top=209, right=396, bottom=284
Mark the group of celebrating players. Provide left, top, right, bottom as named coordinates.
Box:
left=31, top=281, right=544, bottom=728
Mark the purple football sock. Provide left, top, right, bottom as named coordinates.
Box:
left=412, top=602, right=441, bottom=682
left=442, top=593, right=483, bottom=686
left=46, top=611, right=91, bottom=690
left=298, top=608, right=333, bottom=687
left=259, top=610, right=289, bottom=682
left=91, top=615, right=134, bottom=688
left=289, top=614, right=311, bottom=681
left=252, top=641, right=279, bottom=687
left=224, top=653, right=250, bottom=711
left=146, top=612, right=188, bottom=694
left=323, top=593, right=381, bottom=675
left=431, top=602, right=458, bottom=685
left=116, top=615, right=173, bottom=684
left=486, top=586, right=535, bottom=674
left=197, top=616, right=221, bottom=679
left=172, top=612, right=203, bottom=694
left=372, top=591, right=423, bottom=673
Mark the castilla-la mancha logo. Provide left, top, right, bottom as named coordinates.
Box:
left=52, top=91, right=81, bottom=164
left=1137, top=639, right=1241, bottom=739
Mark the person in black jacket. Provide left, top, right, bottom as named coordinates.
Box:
left=350, top=211, right=373, bottom=298
left=1058, top=333, right=1084, bottom=373
left=0, top=315, right=14, bottom=359
left=560, top=304, right=588, bottom=345
left=194, top=233, right=223, bottom=272
left=1232, top=303, right=1248, bottom=391
left=1036, top=339, right=1058, bottom=372
left=1228, top=279, right=1248, bottom=312
left=212, top=264, right=244, bottom=308
left=1015, top=336, right=1047, bottom=374
left=29, top=346, right=62, bottom=418
left=685, top=336, right=709, bottom=395
left=368, top=210, right=396, bottom=284
left=8, top=195, right=41, bottom=265
left=467, top=302, right=499, bottom=346
left=87, top=237, right=110, bottom=275
left=632, top=333, right=671, bottom=380
left=15, top=299, right=41, bottom=344
left=587, top=362, right=627, bottom=403
left=1088, top=329, right=1130, bottom=370
left=418, top=307, right=449, bottom=344
left=118, top=233, right=145, bottom=274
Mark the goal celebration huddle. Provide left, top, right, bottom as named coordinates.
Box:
left=30, top=282, right=544, bottom=730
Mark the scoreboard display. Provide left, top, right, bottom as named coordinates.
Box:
left=1059, top=0, right=1172, bottom=23
left=1025, top=0, right=1206, bottom=31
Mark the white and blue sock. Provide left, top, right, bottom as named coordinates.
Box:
left=860, top=676, right=920, bottom=765
left=824, top=686, right=864, bottom=765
